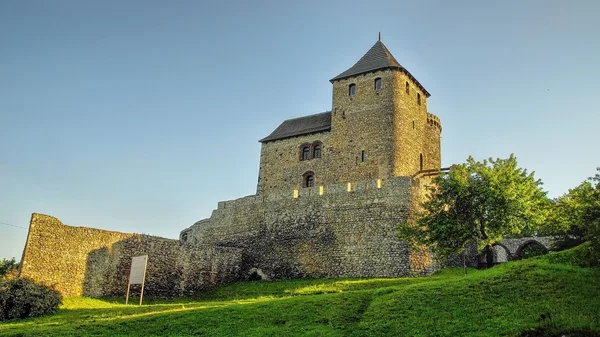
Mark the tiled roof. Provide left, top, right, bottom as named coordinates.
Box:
left=330, top=40, right=430, bottom=97
left=331, top=41, right=401, bottom=81
left=259, top=112, right=331, bottom=143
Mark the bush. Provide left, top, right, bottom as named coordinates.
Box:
left=545, top=242, right=596, bottom=268
left=0, top=278, right=62, bottom=321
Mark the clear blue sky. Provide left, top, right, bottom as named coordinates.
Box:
left=1, top=0, right=599, bottom=260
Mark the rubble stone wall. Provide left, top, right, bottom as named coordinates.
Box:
left=183, top=176, right=436, bottom=280
left=20, top=214, right=242, bottom=297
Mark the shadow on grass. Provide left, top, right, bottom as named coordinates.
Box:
left=3, top=255, right=598, bottom=337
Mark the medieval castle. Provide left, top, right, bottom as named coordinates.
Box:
left=19, top=39, right=451, bottom=297
left=253, top=38, right=441, bottom=195
left=177, top=39, right=442, bottom=278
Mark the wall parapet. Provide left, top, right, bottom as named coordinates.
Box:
left=216, top=176, right=413, bottom=211
left=427, top=112, right=442, bottom=132
left=183, top=174, right=436, bottom=279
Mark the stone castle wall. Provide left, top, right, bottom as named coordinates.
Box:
left=330, top=69, right=396, bottom=183
left=182, top=176, right=436, bottom=279
left=391, top=71, right=431, bottom=177
left=424, top=113, right=442, bottom=170
left=257, top=69, right=441, bottom=196
left=257, top=131, right=332, bottom=194
left=20, top=214, right=242, bottom=297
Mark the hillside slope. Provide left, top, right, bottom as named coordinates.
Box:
left=1, top=248, right=599, bottom=336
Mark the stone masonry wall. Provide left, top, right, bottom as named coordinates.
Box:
left=257, top=131, right=331, bottom=194
left=392, top=71, right=430, bottom=177
left=183, top=176, right=436, bottom=279
left=20, top=214, right=242, bottom=297
left=424, top=113, right=442, bottom=170
left=258, top=68, right=441, bottom=197
left=330, top=69, right=396, bottom=184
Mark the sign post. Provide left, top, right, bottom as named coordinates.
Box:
left=125, top=255, right=148, bottom=306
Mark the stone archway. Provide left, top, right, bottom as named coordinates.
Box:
left=491, top=243, right=512, bottom=263
left=515, top=240, right=549, bottom=260
left=479, top=243, right=512, bottom=268
left=247, top=267, right=270, bottom=281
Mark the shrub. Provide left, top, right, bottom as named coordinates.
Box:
left=0, top=278, right=62, bottom=321
left=544, top=242, right=596, bottom=268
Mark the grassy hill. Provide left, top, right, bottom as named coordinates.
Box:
left=1, top=246, right=599, bottom=336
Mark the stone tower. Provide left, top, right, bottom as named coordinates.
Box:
left=256, top=39, right=441, bottom=195
left=329, top=39, right=441, bottom=183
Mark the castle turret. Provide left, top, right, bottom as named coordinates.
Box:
left=256, top=38, right=441, bottom=196
left=329, top=39, right=440, bottom=182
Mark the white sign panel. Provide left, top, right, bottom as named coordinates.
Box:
left=129, top=255, right=148, bottom=285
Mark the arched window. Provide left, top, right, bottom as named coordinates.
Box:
left=302, top=171, right=315, bottom=188
left=405, top=82, right=409, bottom=94
left=420, top=153, right=423, bottom=171
left=302, top=146, right=310, bottom=160
left=349, top=83, right=356, bottom=97
left=313, top=144, right=321, bottom=158
left=306, top=175, right=314, bottom=187
left=374, top=78, right=382, bottom=91
left=298, top=144, right=311, bottom=161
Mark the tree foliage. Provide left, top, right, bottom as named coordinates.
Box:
left=0, top=259, right=20, bottom=281
left=401, top=155, right=550, bottom=262
left=546, top=168, right=600, bottom=264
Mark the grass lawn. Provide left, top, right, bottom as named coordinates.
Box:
left=1, top=247, right=599, bottom=336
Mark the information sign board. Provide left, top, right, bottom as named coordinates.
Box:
left=125, top=255, right=148, bottom=305
left=129, top=255, right=147, bottom=285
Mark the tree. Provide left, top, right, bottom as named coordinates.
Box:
left=0, top=258, right=20, bottom=281
left=547, top=168, right=600, bottom=265
left=401, top=155, right=550, bottom=273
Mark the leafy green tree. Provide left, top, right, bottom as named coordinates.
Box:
left=400, top=155, right=550, bottom=272
left=0, top=258, right=20, bottom=281
left=547, top=168, right=600, bottom=265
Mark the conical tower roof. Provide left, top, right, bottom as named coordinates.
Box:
left=330, top=40, right=430, bottom=97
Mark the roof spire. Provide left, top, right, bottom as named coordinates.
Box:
left=378, top=32, right=381, bottom=41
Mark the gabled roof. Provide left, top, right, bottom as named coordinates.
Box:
left=259, top=112, right=331, bottom=143
left=330, top=40, right=430, bottom=97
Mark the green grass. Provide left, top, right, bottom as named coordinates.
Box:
left=1, top=247, right=599, bottom=336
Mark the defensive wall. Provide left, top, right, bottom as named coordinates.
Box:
left=19, top=213, right=242, bottom=297
left=181, top=176, right=437, bottom=280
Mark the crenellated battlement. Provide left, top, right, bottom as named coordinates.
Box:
left=427, top=112, right=442, bottom=132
